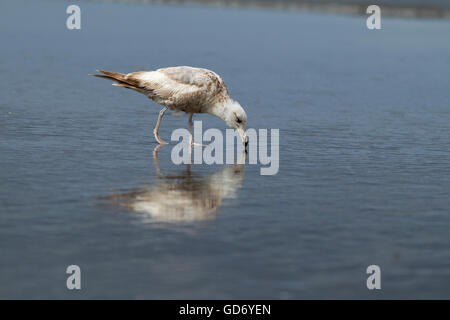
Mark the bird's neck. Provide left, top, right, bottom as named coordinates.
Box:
left=205, top=99, right=231, bottom=122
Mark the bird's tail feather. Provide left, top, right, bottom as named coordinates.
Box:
left=90, top=74, right=117, bottom=81
left=90, top=69, right=143, bottom=93
left=112, top=82, right=137, bottom=90
left=94, top=70, right=127, bottom=81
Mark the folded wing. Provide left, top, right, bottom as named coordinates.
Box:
left=92, top=66, right=229, bottom=113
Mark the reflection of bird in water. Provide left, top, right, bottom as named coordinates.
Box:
left=99, top=147, right=245, bottom=223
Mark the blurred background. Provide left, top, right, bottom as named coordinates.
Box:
left=100, top=0, right=450, bottom=17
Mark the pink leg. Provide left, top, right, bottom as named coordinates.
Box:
left=153, top=107, right=168, bottom=145
left=188, top=114, right=205, bottom=147
left=188, top=114, right=194, bottom=145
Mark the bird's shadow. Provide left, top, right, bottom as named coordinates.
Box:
left=98, top=145, right=246, bottom=223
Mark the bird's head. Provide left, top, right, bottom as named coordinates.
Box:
left=209, top=99, right=248, bottom=147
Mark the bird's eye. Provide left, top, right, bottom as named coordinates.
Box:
left=236, top=118, right=242, bottom=124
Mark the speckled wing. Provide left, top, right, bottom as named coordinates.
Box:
left=158, top=66, right=223, bottom=88
left=127, top=66, right=229, bottom=113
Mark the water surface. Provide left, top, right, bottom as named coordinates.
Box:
left=1, top=0, right=450, bottom=298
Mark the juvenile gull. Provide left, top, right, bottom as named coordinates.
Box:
left=91, top=66, right=248, bottom=146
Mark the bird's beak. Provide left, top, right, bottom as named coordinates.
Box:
left=237, top=128, right=248, bottom=148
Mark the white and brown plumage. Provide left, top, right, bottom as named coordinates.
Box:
left=91, top=66, right=248, bottom=146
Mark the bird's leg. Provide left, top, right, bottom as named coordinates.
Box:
left=188, top=113, right=206, bottom=147
left=188, top=113, right=194, bottom=145
left=153, top=107, right=168, bottom=145
left=152, top=144, right=165, bottom=176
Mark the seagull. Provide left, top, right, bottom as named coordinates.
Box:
left=91, top=66, right=248, bottom=146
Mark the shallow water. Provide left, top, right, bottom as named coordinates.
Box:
left=1, top=0, right=450, bottom=299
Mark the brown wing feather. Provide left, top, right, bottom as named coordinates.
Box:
left=96, top=70, right=126, bottom=81
left=91, top=70, right=150, bottom=94
left=90, top=74, right=117, bottom=81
